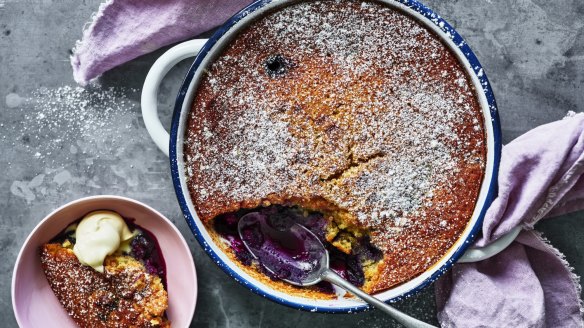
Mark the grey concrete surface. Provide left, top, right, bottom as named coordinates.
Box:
left=1, top=0, right=583, bottom=327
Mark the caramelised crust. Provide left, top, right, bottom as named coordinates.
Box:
left=40, top=244, right=170, bottom=328
left=185, top=0, right=486, bottom=293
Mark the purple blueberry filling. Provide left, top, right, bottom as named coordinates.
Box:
left=130, top=234, right=153, bottom=259
left=130, top=230, right=166, bottom=282
left=213, top=205, right=382, bottom=292
left=239, top=212, right=324, bottom=283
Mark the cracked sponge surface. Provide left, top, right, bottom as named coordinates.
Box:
left=184, top=0, right=486, bottom=292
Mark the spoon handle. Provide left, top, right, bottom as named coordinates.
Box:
left=321, top=270, right=436, bottom=328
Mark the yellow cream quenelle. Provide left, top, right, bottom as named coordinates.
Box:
left=73, top=210, right=135, bottom=272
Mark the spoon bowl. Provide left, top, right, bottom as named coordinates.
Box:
left=238, top=212, right=435, bottom=328
left=238, top=212, right=327, bottom=286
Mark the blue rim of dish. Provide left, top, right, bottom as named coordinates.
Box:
left=170, top=0, right=502, bottom=314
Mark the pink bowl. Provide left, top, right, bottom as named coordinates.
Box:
left=12, top=195, right=197, bottom=327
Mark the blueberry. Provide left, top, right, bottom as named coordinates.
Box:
left=346, top=256, right=365, bottom=287
left=224, top=213, right=239, bottom=227
left=214, top=213, right=239, bottom=236
left=266, top=211, right=295, bottom=232
left=353, top=236, right=383, bottom=263
left=144, top=258, right=159, bottom=276
left=281, top=206, right=305, bottom=221
left=131, top=234, right=153, bottom=260
left=264, top=54, right=293, bottom=77
left=259, top=205, right=280, bottom=216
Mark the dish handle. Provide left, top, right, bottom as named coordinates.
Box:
left=141, top=39, right=207, bottom=156
left=457, top=226, right=521, bottom=263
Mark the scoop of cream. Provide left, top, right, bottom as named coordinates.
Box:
left=73, top=210, right=135, bottom=273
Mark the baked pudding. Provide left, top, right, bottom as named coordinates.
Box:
left=184, top=0, right=486, bottom=298
left=40, top=211, right=170, bottom=327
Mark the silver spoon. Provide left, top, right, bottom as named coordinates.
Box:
left=238, top=212, right=436, bottom=328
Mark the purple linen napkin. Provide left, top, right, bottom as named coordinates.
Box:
left=71, top=0, right=248, bottom=85
left=436, top=114, right=584, bottom=327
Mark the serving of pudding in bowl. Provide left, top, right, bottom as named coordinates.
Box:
left=40, top=210, right=170, bottom=327
left=12, top=196, right=197, bottom=328
left=181, top=0, right=490, bottom=301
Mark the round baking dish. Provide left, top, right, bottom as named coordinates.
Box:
left=141, top=0, right=518, bottom=313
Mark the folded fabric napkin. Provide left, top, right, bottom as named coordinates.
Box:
left=71, top=0, right=248, bottom=85
left=71, top=2, right=584, bottom=326
left=436, top=113, right=584, bottom=327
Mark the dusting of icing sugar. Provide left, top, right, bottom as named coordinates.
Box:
left=188, top=107, right=296, bottom=199
left=185, top=0, right=486, bottom=256
left=8, top=85, right=138, bottom=164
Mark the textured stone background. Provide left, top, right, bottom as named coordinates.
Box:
left=1, top=0, right=583, bottom=327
